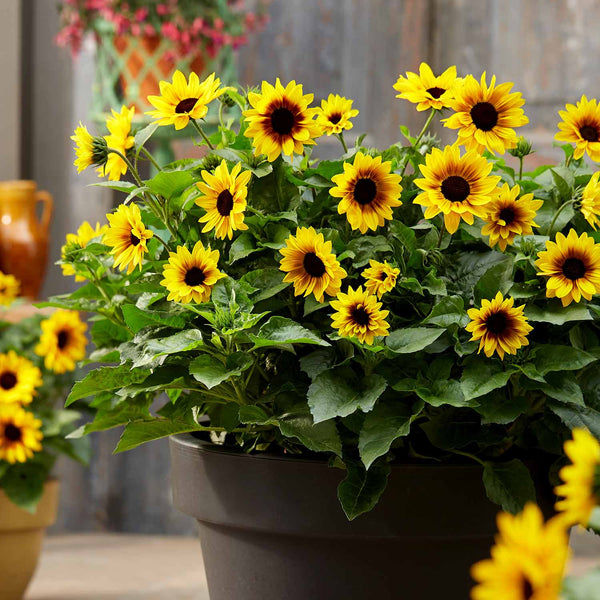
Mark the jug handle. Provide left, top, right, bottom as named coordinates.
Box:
left=36, top=191, right=53, bottom=232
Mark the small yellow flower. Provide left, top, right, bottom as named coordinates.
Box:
left=555, top=95, right=600, bottom=162
left=71, top=122, right=107, bottom=173
left=0, top=272, right=20, bottom=306
left=393, top=63, right=460, bottom=112
left=0, top=405, right=43, bottom=464
left=0, top=351, right=42, bottom=406
left=316, top=94, right=359, bottom=135
left=362, top=260, right=399, bottom=298
left=99, top=105, right=135, bottom=181
left=61, top=221, right=109, bottom=281
left=581, top=172, right=600, bottom=230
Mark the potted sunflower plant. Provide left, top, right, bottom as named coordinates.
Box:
left=0, top=287, right=89, bottom=600
left=58, top=64, right=600, bottom=599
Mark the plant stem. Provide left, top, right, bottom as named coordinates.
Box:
left=436, top=222, right=446, bottom=248
left=400, top=108, right=436, bottom=177
left=191, top=119, right=215, bottom=150
left=107, top=148, right=144, bottom=187
left=140, top=146, right=162, bottom=172
left=337, top=132, right=349, bottom=153
left=547, top=199, right=577, bottom=238
left=565, top=154, right=573, bottom=168
left=518, top=156, right=524, bottom=182
left=451, top=449, right=485, bottom=466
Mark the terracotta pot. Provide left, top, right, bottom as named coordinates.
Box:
left=0, top=480, right=59, bottom=600
left=0, top=181, right=53, bottom=300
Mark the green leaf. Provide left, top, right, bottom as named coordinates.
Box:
left=337, top=459, right=391, bottom=520
left=146, top=170, right=196, bottom=200
left=386, top=327, right=443, bottom=353
left=482, top=459, right=537, bottom=514
left=92, top=181, right=137, bottom=193
left=531, top=345, right=597, bottom=375
left=2, top=463, right=48, bottom=512
left=121, top=304, right=187, bottom=333
left=90, top=319, right=132, bottom=347
left=416, top=379, right=471, bottom=408
left=474, top=256, right=514, bottom=301
left=242, top=268, right=288, bottom=302
left=550, top=403, right=600, bottom=437
left=249, top=316, right=329, bottom=349
left=474, top=390, right=529, bottom=424
left=44, top=437, right=92, bottom=465
left=229, top=232, right=260, bottom=263
left=461, top=358, right=517, bottom=400
left=452, top=251, right=509, bottom=294
left=521, top=372, right=584, bottom=405
left=278, top=410, right=342, bottom=456
left=524, top=302, right=592, bottom=325
left=190, top=352, right=253, bottom=389
left=238, top=405, right=276, bottom=425
left=134, top=122, right=159, bottom=151
left=551, top=167, right=574, bottom=202
left=422, top=296, right=468, bottom=327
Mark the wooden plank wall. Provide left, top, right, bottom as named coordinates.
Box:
left=50, top=0, right=600, bottom=533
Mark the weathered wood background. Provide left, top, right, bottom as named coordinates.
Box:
left=20, top=0, right=600, bottom=533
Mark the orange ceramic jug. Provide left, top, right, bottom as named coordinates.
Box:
left=0, top=181, right=53, bottom=299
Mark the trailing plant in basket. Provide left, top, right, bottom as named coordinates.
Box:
left=57, top=64, right=600, bottom=520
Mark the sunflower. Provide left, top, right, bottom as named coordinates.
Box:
left=466, top=292, right=532, bottom=360
left=35, top=310, right=87, bottom=374
left=161, top=241, right=226, bottom=304
left=393, top=63, right=460, bottom=111
left=104, top=204, right=154, bottom=274
left=61, top=221, right=109, bottom=281
left=362, top=260, right=400, bottom=298
left=99, top=105, right=135, bottom=181
left=414, top=145, right=500, bottom=234
left=196, top=160, right=252, bottom=240
left=243, top=79, right=321, bottom=162
left=0, top=351, right=42, bottom=406
left=555, top=96, right=600, bottom=162
left=555, top=428, right=600, bottom=528
left=71, top=122, right=107, bottom=173
left=581, top=171, right=600, bottom=230
left=330, top=286, right=390, bottom=346
left=330, top=152, right=402, bottom=234
left=443, top=72, right=528, bottom=155
left=0, top=405, right=43, bottom=464
left=147, top=71, right=224, bottom=130
left=316, top=94, right=359, bottom=136
left=279, top=227, right=347, bottom=303
left=0, top=272, right=20, bottom=306
left=535, top=229, right=600, bottom=306
left=481, top=184, right=543, bottom=251
left=471, top=504, right=569, bottom=600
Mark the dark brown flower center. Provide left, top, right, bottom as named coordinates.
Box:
left=4, top=424, right=21, bottom=442
left=352, top=306, right=371, bottom=326
left=329, top=112, right=342, bottom=124
left=379, top=272, right=388, bottom=281
left=57, top=330, right=70, bottom=350
left=486, top=312, right=507, bottom=335
left=562, top=257, right=586, bottom=281
left=216, top=190, right=234, bottom=216
left=303, top=252, right=326, bottom=278
left=522, top=576, right=534, bottom=600
left=175, top=97, right=198, bottom=114
left=353, top=178, right=378, bottom=205
left=426, top=86, right=445, bottom=99
left=184, top=267, right=205, bottom=287
left=580, top=124, right=599, bottom=142
left=270, top=107, right=295, bottom=135
left=470, top=101, right=498, bottom=131
left=441, top=175, right=470, bottom=203
left=499, top=207, right=515, bottom=225
left=130, top=232, right=141, bottom=246
left=0, top=371, right=17, bottom=390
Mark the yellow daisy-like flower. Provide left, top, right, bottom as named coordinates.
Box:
left=414, top=145, right=501, bottom=234
left=555, top=95, right=600, bottom=162
left=535, top=229, right=600, bottom=306
left=35, top=310, right=87, bottom=374
left=581, top=171, right=600, bottom=230
left=443, top=72, right=528, bottom=155
left=104, top=204, right=153, bottom=274
left=393, top=63, right=460, bottom=112
left=61, top=221, right=109, bottom=281
left=330, top=152, right=403, bottom=234
left=196, top=160, right=252, bottom=240
left=481, top=184, right=543, bottom=251
left=99, top=105, right=135, bottom=181
left=161, top=241, right=226, bottom=304
left=243, top=79, right=321, bottom=162
left=0, top=272, right=20, bottom=307
left=471, top=504, right=569, bottom=600
left=71, top=122, right=107, bottom=173
left=465, top=292, right=532, bottom=360
left=0, top=351, right=42, bottom=406
left=362, top=260, right=400, bottom=299
left=330, top=286, right=390, bottom=346
left=555, top=428, right=600, bottom=528
left=279, top=227, right=347, bottom=303
left=0, top=405, right=43, bottom=464
left=315, top=94, right=359, bottom=135
left=147, top=71, right=224, bottom=131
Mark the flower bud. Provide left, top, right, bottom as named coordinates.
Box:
left=508, top=137, right=534, bottom=158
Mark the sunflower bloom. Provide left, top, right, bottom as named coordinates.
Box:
left=330, top=152, right=402, bottom=234
left=71, top=122, right=107, bottom=173
left=481, top=184, right=543, bottom=251
left=443, top=72, right=528, bottom=155
left=0, top=272, right=20, bottom=306
left=279, top=227, right=347, bottom=303
left=61, top=221, right=109, bottom=281
left=104, top=204, right=153, bottom=274
left=316, top=94, right=359, bottom=135
left=0, top=351, right=42, bottom=406
left=147, top=71, right=224, bottom=130
left=243, top=79, right=321, bottom=162
left=362, top=260, right=399, bottom=298
left=99, top=105, right=135, bottom=181
left=35, top=310, right=87, bottom=374
left=581, top=172, right=600, bottom=230
left=471, top=504, right=569, bottom=600
left=0, top=405, right=43, bottom=464
left=196, top=160, right=252, bottom=240
left=414, top=145, right=500, bottom=234
left=555, top=428, right=600, bottom=528
left=536, top=229, right=600, bottom=306
left=555, top=95, right=600, bottom=162
left=466, top=292, right=532, bottom=360
left=393, top=63, right=460, bottom=111
left=161, top=242, right=226, bottom=304
left=330, top=286, right=390, bottom=346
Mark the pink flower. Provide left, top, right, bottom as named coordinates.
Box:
left=214, top=18, right=224, bottom=30
left=144, top=23, right=156, bottom=36
left=131, top=23, right=141, bottom=36
left=134, top=7, right=149, bottom=22
left=161, top=22, right=180, bottom=41
left=156, top=3, right=170, bottom=16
